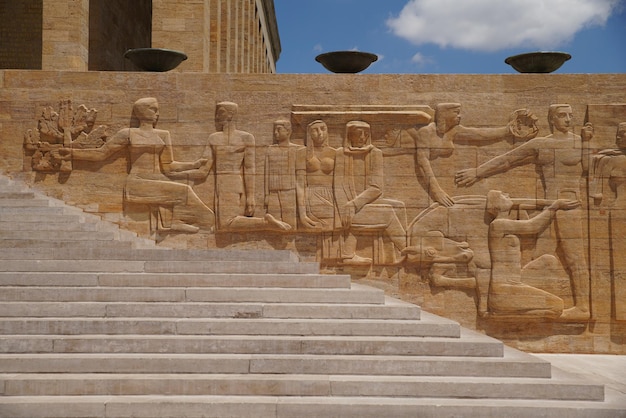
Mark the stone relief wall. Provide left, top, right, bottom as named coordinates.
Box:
left=3, top=71, right=625, bottom=353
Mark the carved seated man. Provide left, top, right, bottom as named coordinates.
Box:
left=333, top=121, right=407, bottom=265
left=485, top=190, right=580, bottom=319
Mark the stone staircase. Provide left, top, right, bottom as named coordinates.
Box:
left=0, top=173, right=624, bottom=417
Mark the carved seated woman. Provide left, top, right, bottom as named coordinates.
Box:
left=54, top=97, right=214, bottom=233
left=485, top=190, right=581, bottom=319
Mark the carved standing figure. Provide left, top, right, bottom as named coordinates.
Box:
left=408, top=103, right=538, bottom=207
left=196, top=101, right=290, bottom=231
left=456, top=104, right=594, bottom=321
left=334, top=121, right=407, bottom=265
left=264, top=119, right=312, bottom=229
left=54, top=97, right=213, bottom=233
left=485, top=190, right=580, bottom=319
left=590, top=122, right=626, bottom=320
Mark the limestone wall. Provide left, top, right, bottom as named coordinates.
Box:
left=1, top=69, right=625, bottom=353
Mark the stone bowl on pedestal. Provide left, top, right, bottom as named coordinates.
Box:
left=124, top=48, right=188, bottom=72
left=315, top=51, right=378, bottom=73
left=505, top=51, right=571, bottom=73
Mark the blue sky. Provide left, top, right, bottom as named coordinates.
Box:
left=273, top=0, right=626, bottom=74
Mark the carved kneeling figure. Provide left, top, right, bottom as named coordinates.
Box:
left=486, top=190, right=579, bottom=320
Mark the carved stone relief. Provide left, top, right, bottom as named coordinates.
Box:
left=22, top=99, right=626, bottom=326
left=455, top=104, right=593, bottom=322
left=588, top=105, right=626, bottom=321
left=25, top=98, right=214, bottom=234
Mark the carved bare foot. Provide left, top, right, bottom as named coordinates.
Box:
left=430, top=273, right=476, bottom=289
left=264, top=214, right=292, bottom=231
left=342, top=254, right=373, bottom=266
left=558, top=306, right=590, bottom=321
left=170, top=222, right=200, bottom=233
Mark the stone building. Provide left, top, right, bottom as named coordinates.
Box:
left=0, top=0, right=281, bottom=73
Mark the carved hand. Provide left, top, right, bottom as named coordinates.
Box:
left=433, top=188, right=454, bottom=207
left=50, top=147, right=72, bottom=161
left=454, top=168, right=479, bottom=187
left=300, top=215, right=320, bottom=229
left=550, top=199, right=581, bottom=211
left=193, top=158, right=208, bottom=169
left=581, top=122, right=594, bottom=142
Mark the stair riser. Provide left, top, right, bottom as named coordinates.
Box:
left=0, top=231, right=117, bottom=242
left=0, top=302, right=421, bottom=320
left=0, top=376, right=604, bottom=401
left=0, top=199, right=49, bottom=207
left=0, top=273, right=350, bottom=288
left=0, top=288, right=385, bottom=304
left=0, top=356, right=550, bottom=377
left=0, top=222, right=99, bottom=232
left=0, top=337, right=499, bottom=356
left=0, top=398, right=618, bottom=418
left=0, top=261, right=320, bottom=274
left=0, top=319, right=454, bottom=338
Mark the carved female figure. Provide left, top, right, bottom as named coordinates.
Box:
left=55, top=97, right=213, bottom=233
left=302, top=120, right=338, bottom=230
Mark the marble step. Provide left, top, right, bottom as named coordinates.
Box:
left=0, top=239, right=136, bottom=249
left=0, top=191, right=36, bottom=199
left=0, top=221, right=100, bottom=232
left=2, top=395, right=624, bottom=418
left=0, top=259, right=321, bottom=274
left=0, top=298, right=422, bottom=319
left=0, top=230, right=118, bottom=241
left=0, top=348, right=550, bottom=378
left=0, top=369, right=604, bottom=401
left=0, top=283, right=385, bottom=304
left=0, top=197, right=50, bottom=207
left=0, top=316, right=461, bottom=337
left=0, top=272, right=351, bottom=288
left=0, top=333, right=497, bottom=357
left=0, top=247, right=299, bottom=262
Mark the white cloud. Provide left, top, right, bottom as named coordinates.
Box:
left=386, top=0, right=621, bottom=52
left=411, top=52, right=433, bottom=66
left=313, top=44, right=323, bottom=53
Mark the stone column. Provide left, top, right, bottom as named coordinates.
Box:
left=42, top=0, right=89, bottom=71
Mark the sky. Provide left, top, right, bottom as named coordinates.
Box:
left=273, top=0, right=626, bottom=74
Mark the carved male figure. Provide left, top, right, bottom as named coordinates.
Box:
left=591, top=122, right=626, bottom=206
left=54, top=97, right=213, bottom=233
left=264, top=119, right=312, bottom=229
left=334, top=121, right=407, bottom=265
left=456, top=104, right=594, bottom=320
left=485, top=190, right=580, bottom=319
left=408, top=103, right=538, bottom=207
left=197, top=101, right=290, bottom=231
left=590, top=122, right=626, bottom=320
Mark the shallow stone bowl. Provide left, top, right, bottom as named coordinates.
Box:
left=505, top=51, right=571, bottom=73
left=124, top=48, right=188, bottom=72
left=315, top=51, right=378, bottom=73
